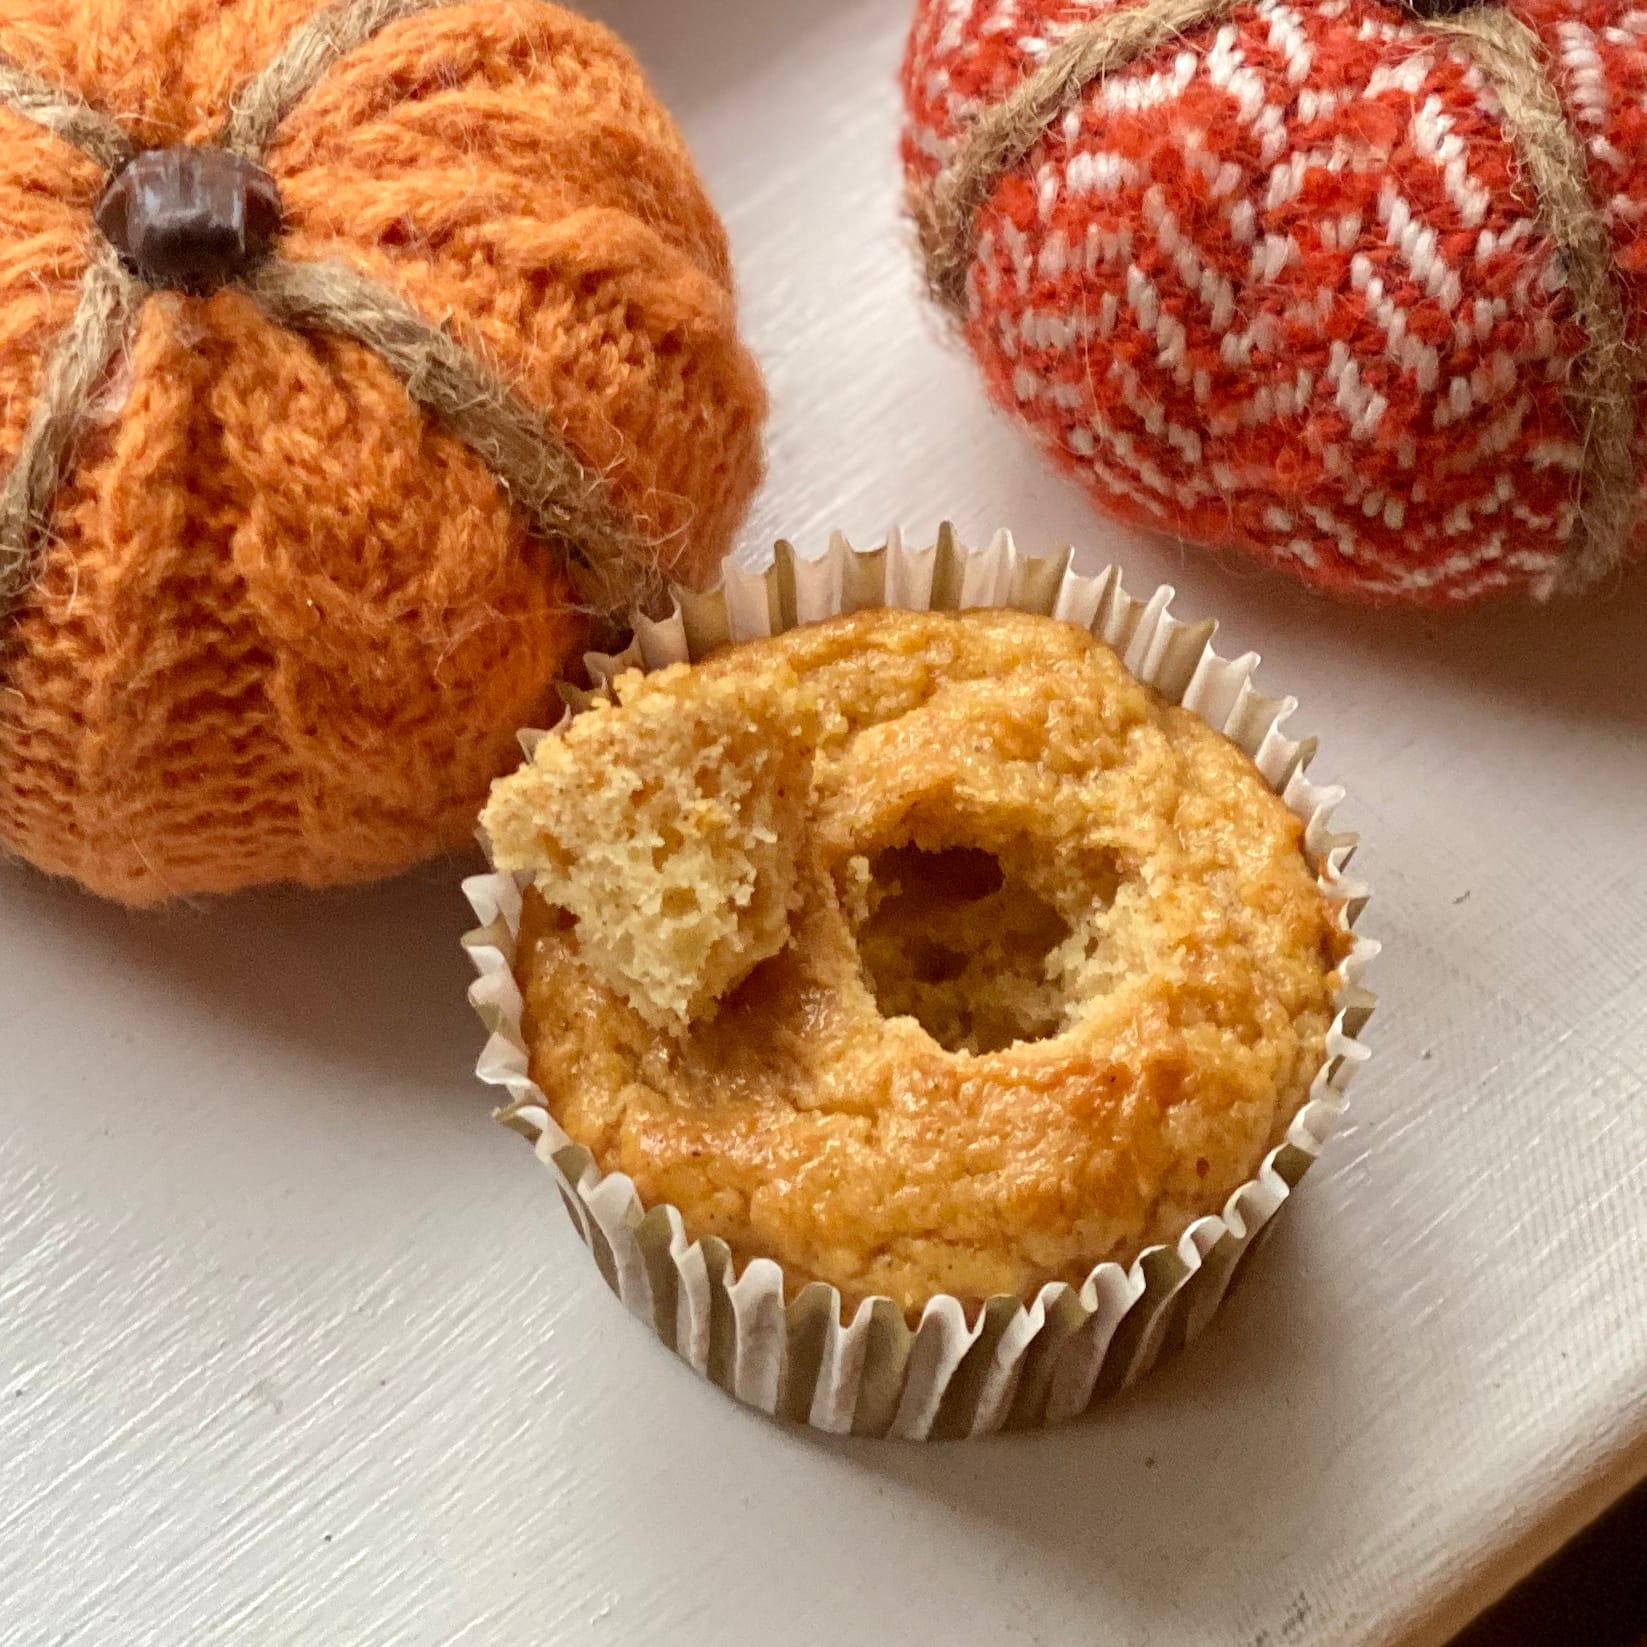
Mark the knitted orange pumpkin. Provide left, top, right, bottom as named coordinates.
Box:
left=0, top=0, right=765, bottom=904
left=903, top=0, right=1646, bottom=606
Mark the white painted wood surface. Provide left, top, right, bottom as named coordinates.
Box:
left=3, top=3, right=1645, bottom=1643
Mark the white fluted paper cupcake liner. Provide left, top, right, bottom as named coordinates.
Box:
left=463, top=526, right=1377, bottom=1438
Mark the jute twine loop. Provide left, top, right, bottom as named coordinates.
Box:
left=914, top=0, right=1239, bottom=313
left=0, top=54, right=135, bottom=173
left=220, top=0, right=467, bottom=161
left=1428, top=7, right=1639, bottom=594
left=244, top=257, right=642, bottom=606
left=0, top=245, right=143, bottom=614
left=915, top=0, right=1643, bottom=596
left=0, top=0, right=647, bottom=631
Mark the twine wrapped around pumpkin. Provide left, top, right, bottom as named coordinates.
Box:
left=0, top=0, right=648, bottom=631
left=903, top=0, right=1646, bottom=605
left=0, top=0, right=765, bottom=903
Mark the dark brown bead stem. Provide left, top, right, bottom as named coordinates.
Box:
left=95, top=147, right=283, bottom=292
left=1400, top=0, right=1493, bottom=15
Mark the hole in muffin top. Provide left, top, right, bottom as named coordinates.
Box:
left=852, top=845, right=1073, bottom=1055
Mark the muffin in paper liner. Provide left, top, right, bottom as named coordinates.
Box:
left=462, top=526, right=1377, bottom=1439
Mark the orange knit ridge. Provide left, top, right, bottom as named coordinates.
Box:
left=0, top=0, right=766, bottom=904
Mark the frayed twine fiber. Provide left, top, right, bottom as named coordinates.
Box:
left=0, top=0, right=649, bottom=629
left=914, top=0, right=1641, bottom=597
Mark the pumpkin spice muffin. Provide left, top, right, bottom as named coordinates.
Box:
left=482, top=607, right=1347, bottom=1321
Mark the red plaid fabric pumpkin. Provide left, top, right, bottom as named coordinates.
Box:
left=901, top=0, right=1647, bottom=605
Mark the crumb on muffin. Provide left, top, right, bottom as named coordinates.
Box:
left=481, top=664, right=813, bottom=1034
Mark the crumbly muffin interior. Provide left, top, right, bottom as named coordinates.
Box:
left=498, top=608, right=1347, bottom=1320
left=849, top=844, right=1074, bottom=1054
left=481, top=666, right=811, bottom=1033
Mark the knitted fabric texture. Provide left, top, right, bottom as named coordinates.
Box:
left=0, top=0, right=765, bottom=904
left=902, top=0, right=1647, bottom=606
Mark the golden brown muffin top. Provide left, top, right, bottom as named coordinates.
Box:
left=507, top=607, right=1346, bottom=1319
